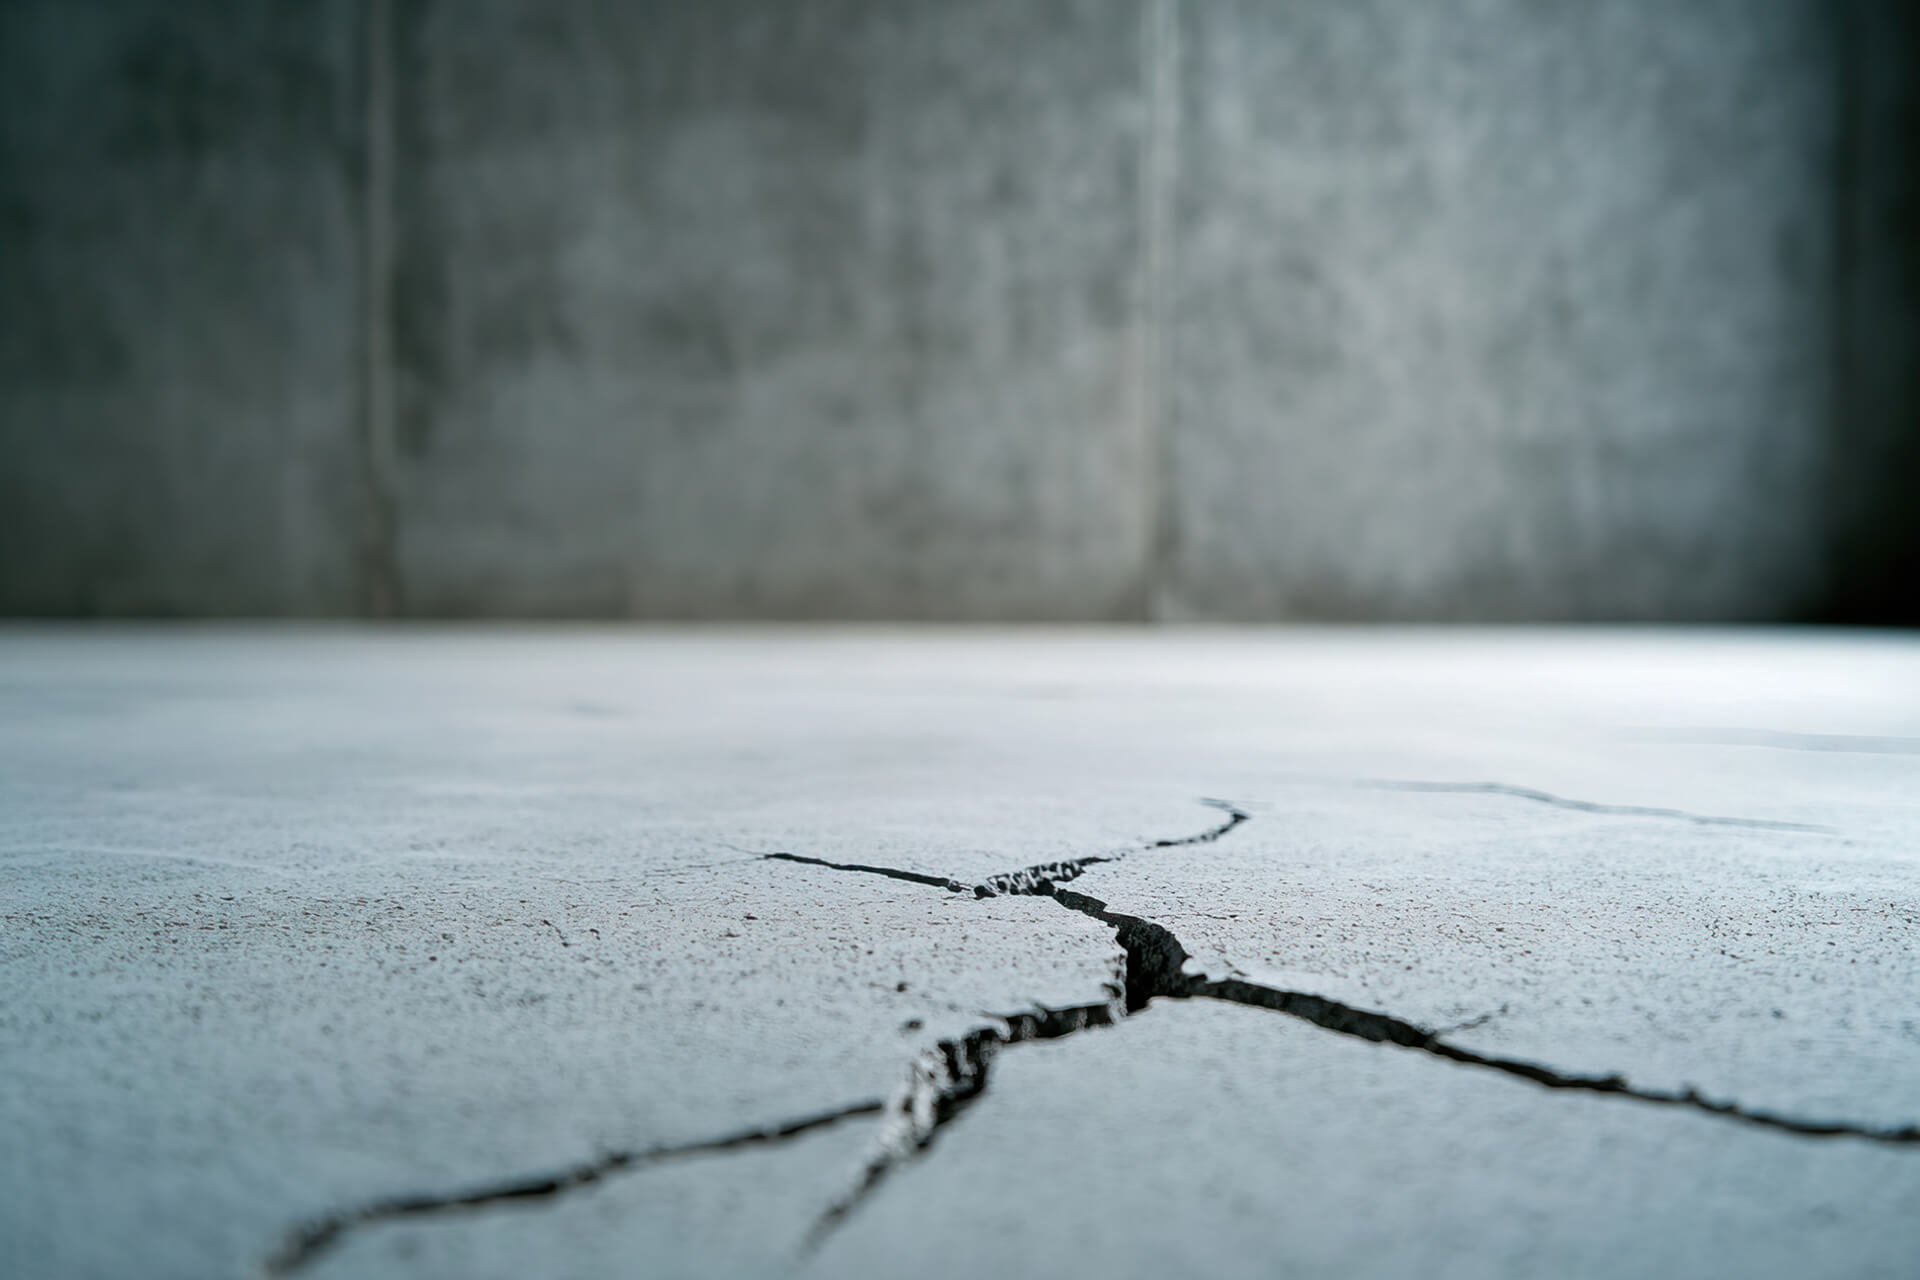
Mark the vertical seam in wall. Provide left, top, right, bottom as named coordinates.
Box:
left=1139, top=0, right=1180, bottom=619
left=359, top=0, right=400, bottom=617
left=1826, top=0, right=1859, bottom=617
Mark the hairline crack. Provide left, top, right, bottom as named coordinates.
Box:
left=1352, top=779, right=1836, bottom=833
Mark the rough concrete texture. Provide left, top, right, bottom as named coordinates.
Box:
left=386, top=0, right=1152, bottom=618
left=4, top=626, right=1918, bottom=1278
left=1165, top=0, right=1836, bottom=619
left=5, top=1, right=1912, bottom=622
left=825, top=1002, right=1920, bottom=1279
left=0, top=1, right=364, bottom=615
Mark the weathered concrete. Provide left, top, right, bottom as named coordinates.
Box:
left=3, top=626, right=1918, bottom=1278
left=385, top=0, right=1153, bottom=618
left=0, top=1, right=364, bottom=615
left=4, top=1, right=1914, bottom=622
left=1164, top=0, right=1838, bottom=620
left=821, top=1001, right=1920, bottom=1280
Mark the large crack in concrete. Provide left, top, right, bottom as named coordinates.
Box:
left=806, top=997, right=1125, bottom=1251
left=264, top=1100, right=883, bottom=1276
left=789, top=800, right=1917, bottom=1248
left=261, top=805, right=1248, bottom=1273
left=1046, top=888, right=1920, bottom=1143
left=262, top=794, right=1909, bottom=1274
left=967, top=798, right=1245, bottom=898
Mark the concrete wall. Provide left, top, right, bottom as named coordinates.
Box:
left=0, top=1, right=364, bottom=615
left=2, top=0, right=1911, bottom=620
left=1166, top=0, right=1836, bottom=621
left=387, top=0, right=1152, bottom=618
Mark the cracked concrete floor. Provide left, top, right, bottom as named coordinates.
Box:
left=3, top=626, right=1918, bottom=1279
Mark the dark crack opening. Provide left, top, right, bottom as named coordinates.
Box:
left=265, top=1100, right=882, bottom=1276
left=762, top=851, right=965, bottom=892
left=1152, top=797, right=1251, bottom=846
left=1045, top=882, right=1919, bottom=1143
left=784, top=800, right=1916, bottom=1248
left=265, top=794, right=1911, bottom=1274
left=807, top=998, right=1124, bottom=1249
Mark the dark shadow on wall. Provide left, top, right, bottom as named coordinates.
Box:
left=1826, top=0, right=1920, bottom=624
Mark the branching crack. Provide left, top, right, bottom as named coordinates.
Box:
left=772, top=800, right=1916, bottom=1248
left=268, top=794, right=1904, bottom=1273
left=261, top=807, right=1254, bottom=1273
left=1050, top=880, right=1919, bottom=1145
left=1354, top=780, right=1834, bottom=833
left=1192, top=974, right=1920, bottom=1142
left=769, top=802, right=1247, bottom=901
left=1432, top=1006, right=1507, bottom=1038
left=808, top=997, right=1124, bottom=1249
left=971, top=801, right=1246, bottom=896
left=264, top=1100, right=882, bottom=1276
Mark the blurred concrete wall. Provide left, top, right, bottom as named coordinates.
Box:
left=2, top=0, right=1913, bottom=620
left=1, top=2, right=364, bottom=615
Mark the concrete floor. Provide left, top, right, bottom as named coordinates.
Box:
left=3, top=626, right=1918, bottom=1279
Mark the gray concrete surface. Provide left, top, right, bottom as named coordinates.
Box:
left=0, top=1, right=364, bottom=616
left=4, top=1, right=1914, bottom=621
left=1164, top=0, right=1835, bottom=620
left=823, top=1000, right=1920, bottom=1279
left=388, top=0, right=1152, bottom=619
left=3, top=626, right=1918, bottom=1278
